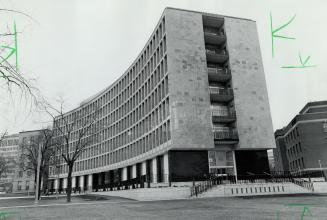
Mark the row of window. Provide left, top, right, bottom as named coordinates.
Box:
left=17, top=180, right=30, bottom=191
left=289, top=157, right=305, bottom=171
left=287, top=142, right=302, bottom=159
left=0, top=138, right=18, bottom=147
left=54, top=17, right=166, bottom=128
left=52, top=17, right=170, bottom=174
left=51, top=119, right=171, bottom=175
left=76, top=97, right=170, bottom=160
left=0, top=146, right=18, bottom=151
left=285, top=127, right=299, bottom=144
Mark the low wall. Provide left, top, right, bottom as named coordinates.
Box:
left=91, top=187, right=191, bottom=201
left=313, top=182, right=327, bottom=193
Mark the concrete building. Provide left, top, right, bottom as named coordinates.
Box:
left=48, top=8, right=275, bottom=192
left=273, top=101, right=327, bottom=177
left=0, top=134, right=19, bottom=192
left=0, top=130, right=45, bottom=193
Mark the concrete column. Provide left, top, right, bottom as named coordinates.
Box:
left=53, top=179, right=59, bottom=189
left=87, top=174, right=93, bottom=191
left=141, top=161, right=147, bottom=175
left=54, top=179, right=59, bottom=191
left=63, top=178, right=67, bottom=189
left=232, top=150, right=238, bottom=182
left=132, top=165, right=137, bottom=179
left=151, top=158, right=157, bottom=183
left=40, top=179, right=44, bottom=191
left=72, top=177, right=76, bottom=188
left=163, top=153, right=169, bottom=183
left=79, top=175, right=85, bottom=192
left=122, top=167, right=128, bottom=181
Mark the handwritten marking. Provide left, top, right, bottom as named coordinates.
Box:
left=0, top=21, right=18, bottom=70
left=270, top=12, right=296, bottom=57
left=281, top=52, right=316, bottom=69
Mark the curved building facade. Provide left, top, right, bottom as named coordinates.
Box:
left=49, top=8, right=275, bottom=192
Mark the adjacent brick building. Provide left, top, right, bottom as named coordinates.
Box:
left=273, top=101, right=327, bottom=177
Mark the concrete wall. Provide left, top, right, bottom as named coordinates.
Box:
left=224, top=18, right=275, bottom=150
left=92, top=187, right=190, bottom=201
left=165, top=8, right=214, bottom=150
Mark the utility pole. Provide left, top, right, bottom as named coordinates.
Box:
left=35, top=143, right=41, bottom=204
left=318, top=160, right=324, bottom=180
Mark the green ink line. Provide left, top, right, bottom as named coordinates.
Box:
left=272, top=14, right=296, bottom=34
left=281, top=52, right=316, bottom=69
left=301, top=206, right=312, bottom=220
left=270, top=12, right=274, bottom=57
left=299, top=52, right=303, bottom=65
left=281, top=65, right=316, bottom=69
left=284, top=204, right=315, bottom=207
left=270, top=12, right=296, bottom=58
left=303, top=55, right=310, bottom=66
left=14, top=21, right=18, bottom=71
left=273, top=35, right=295, bottom=40
left=0, top=21, right=18, bottom=71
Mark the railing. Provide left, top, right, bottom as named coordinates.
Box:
left=189, top=171, right=320, bottom=197
left=209, top=87, right=233, bottom=96
left=213, top=129, right=238, bottom=140
left=206, top=48, right=227, bottom=55
left=190, top=175, right=236, bottom=197
left=204, top=27, right=224, bottom=36
left=211, top=108, right=236, bottom=119
left=291, top=178, right=314, bottom=192
left=207, top=67, right=230, bottom=75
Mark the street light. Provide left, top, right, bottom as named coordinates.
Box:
left=318, top=160, right=324, bottom=180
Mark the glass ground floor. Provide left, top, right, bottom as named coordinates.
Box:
left=47, top=149, right=270, bottom=193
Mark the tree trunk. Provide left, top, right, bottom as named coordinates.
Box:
left=66, top=163, right=74, bottom=202
left=38, top=173, right=42, bottom=200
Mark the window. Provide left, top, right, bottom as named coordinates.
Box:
left=18, top=171, right=23, bottom=177
left=17, top=181, right=22, bottom=191
left=25, top=181, right=30, bottom=190
left=323, top=121, right=327, bottom=133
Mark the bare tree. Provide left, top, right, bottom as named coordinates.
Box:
left=0, top=10, right=39, bottom=104
left=0, top=131, right=6, bottom=143
left=19, top=129, right=57, bottom=199
left=46, top=99, right=101, bottom=202
left=0, top=155, right=9, bottom=181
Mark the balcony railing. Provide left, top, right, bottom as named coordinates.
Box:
left=209, top=87, right=233, bottom=96
left=211, top=108, right=236, bottom=119
left=207, top=67, right=229, bottom=75
left=204, top=27, right=224, bottom=36
left=206, top=48, right=227, bottom=55
left=213, top=129, right=238, bottom=140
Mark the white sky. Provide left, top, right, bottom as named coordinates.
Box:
left=0, top=0, right=327, bottom=134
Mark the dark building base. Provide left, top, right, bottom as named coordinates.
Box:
left=235, top=150, right=270, bottom=177
left=169, top=150, right=209, bottom=182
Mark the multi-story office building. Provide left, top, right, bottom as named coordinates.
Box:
left=274, top=101, right=327, bottom=177
left=48, top=8, right=275, bottom=192
left=0, top=134, right=19, bottom=187
left=0, top=130, right=43, bottom=193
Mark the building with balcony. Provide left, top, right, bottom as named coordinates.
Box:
left=48, top=8, right=275, bottom=192
left=273, top=101, right=327, bottom=178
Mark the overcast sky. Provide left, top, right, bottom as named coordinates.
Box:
left=0, top=0, right=327, bottom=134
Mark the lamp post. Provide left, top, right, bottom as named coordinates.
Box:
left=318, top=160, right=324, bottom=180
left=34, top=143, right=41, bottom=204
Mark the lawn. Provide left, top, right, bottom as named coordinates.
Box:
left=0, top=194, right=326, bottom=219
